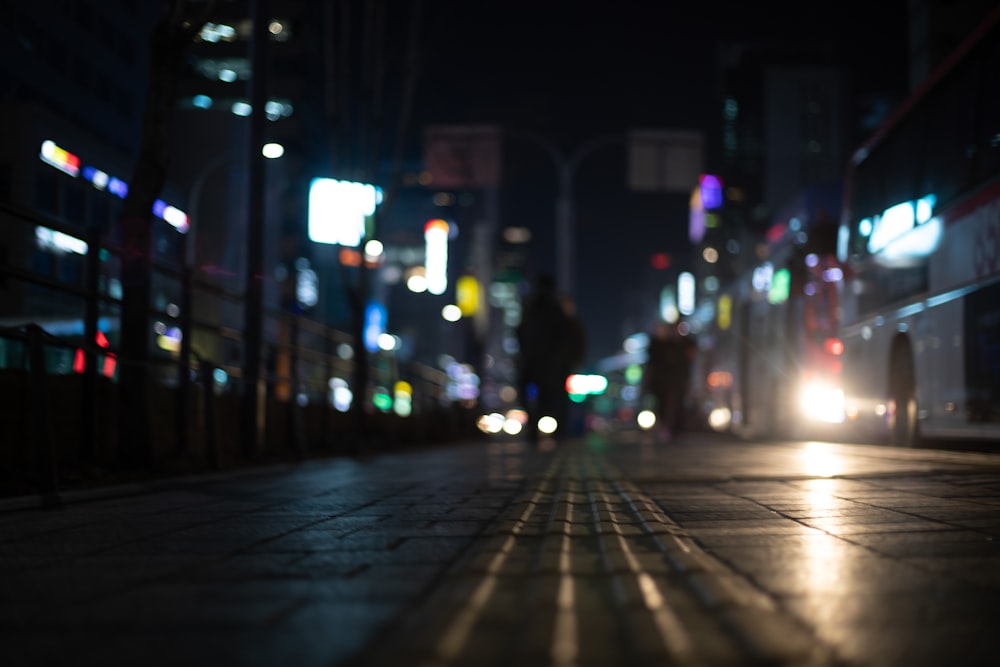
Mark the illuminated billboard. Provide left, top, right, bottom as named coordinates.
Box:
left=678, top=271, right=695, bottom=316
left=308, top=178, right=382, bottom=246
left=424, top=219, right=450, bottom=295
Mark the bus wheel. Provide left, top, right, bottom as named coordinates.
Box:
left=889, top=352, right=919, bottom=447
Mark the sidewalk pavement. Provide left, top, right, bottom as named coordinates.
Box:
left=2, top=431, right=1000, bottom=666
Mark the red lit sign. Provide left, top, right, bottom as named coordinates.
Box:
left=651, top=252, right=671, bottom=270
left=73, top=331, right=116, bottom=377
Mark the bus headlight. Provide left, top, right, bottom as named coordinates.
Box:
left=801, top=382, right=846, bottom=423
left=708, top=407, right=732, bottom=431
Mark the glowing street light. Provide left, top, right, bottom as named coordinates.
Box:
left=262, top=142, right=284, bottom=159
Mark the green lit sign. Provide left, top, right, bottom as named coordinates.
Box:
left=768, top=268, right=790, bottom=304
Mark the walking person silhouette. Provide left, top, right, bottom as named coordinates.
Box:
left=643, top=321, right=695, bottom=442
left=516, top=274, right=578, bottom=443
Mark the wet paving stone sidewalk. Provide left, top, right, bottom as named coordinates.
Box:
left=2, top=433, right=1000, bottom=666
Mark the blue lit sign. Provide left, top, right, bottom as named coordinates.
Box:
left=700, top=174, right=723, bottom=210
left=364, top=301, right=386, bottom=353
left=108, top=177, right=128, bottom=198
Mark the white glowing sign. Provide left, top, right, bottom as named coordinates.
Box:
left=659, top=286, right=678, bottom=324
left=752, top=262, right=774, bottom=293
left=868, top=201, right=915, bottom=254
left=867, top=194, right=937, bottom=254
left=565, top=374, right=609, bottom=396
left=678, top=271, right=695, bottom=316
left=154, top=200, right=190, bottom=233
left=36, top=227, right=88, bottom=255
left=424, top=219, right=450, bottom=295
left=296, top=267, right=318, bottom=307
left=308, top=178, right=382, bottom=247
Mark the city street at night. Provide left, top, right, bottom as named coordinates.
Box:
left=5, top=3, right=1000, bottom=666
left=3, top=431, right=1000, bottom=666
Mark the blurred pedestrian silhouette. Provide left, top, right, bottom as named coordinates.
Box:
left=642, top=321, right=695, bottom=441
left=517, top=275, right=584, bottom=442
left=561, top=294, right=588, bottom=436
left=560, top=295, right=587, bottom=375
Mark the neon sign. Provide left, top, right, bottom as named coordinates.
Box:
left=699, top=174, right=723, bottom=210
left=424, top=219, right=450, bottom=296
left=39, top=140, right=188, bottom=232
left=39, top=140, right=80, bottom=177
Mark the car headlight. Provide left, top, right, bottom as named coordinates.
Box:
left=800, top=382, right=846, bottom=423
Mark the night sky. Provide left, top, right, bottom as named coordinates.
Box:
left=403, top=1, right=911, bottom=364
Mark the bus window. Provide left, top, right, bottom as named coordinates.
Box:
left=921, top=57, right=977, bottom=208
left=974, top=32, right=1000, bottom=184
left=837, top=6, right=1000, bottom=446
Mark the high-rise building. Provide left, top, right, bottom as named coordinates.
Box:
left=0, top=2, right=159, bottom=155
left=713, top=41, right=855, bottom=234
left=171, top=2, right=427, bottom=330
left=907, top=0, right=997, bottom=91
left=170, top=2, right=308, bottom=312
left=0, top=4, right=186, bottom=346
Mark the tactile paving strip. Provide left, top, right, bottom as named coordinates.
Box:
left=360, top=442, right=841, bottom=667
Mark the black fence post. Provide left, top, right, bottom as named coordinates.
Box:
left=199, top=358, right=220, bottom=471
left=177, top=258, right=193, bottom=456
left=81, top=226, right=100, bottom=469
left=289, top=314, right=306, bottom=459
left=324, top=330, right=336, bottom=453
left=26, top=324, right=60, bottom=508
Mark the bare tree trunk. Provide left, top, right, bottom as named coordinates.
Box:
left=321, top=1, right=425, bottom=454
left=380, top=0, right=423, bottom=225
left=350, top=0, right=426, bottom=453
left=118, top=1, right=215, bottom=468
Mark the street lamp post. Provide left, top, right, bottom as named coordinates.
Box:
left=176, top=153, right=228, bottom=456
left=504, top=129, right=624, bottom=298
left=241, top=0, right=271, bottom=460
left=176, top=147, right=282, bottom=456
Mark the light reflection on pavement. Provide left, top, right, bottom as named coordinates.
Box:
left=599, top=430, right=1000, bottom=666
left=608, top=430, right=1000, bottom=481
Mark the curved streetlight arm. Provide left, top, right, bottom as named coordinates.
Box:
left=177, top=152, right=231, bottom=456
left=502, top=128, right=624, bottom=189
left=502, top=127, right=569, bottom=173
left=185, top=153, right=231, bottom=267
left=564, top=133, right=626, bottom=184
left=502, top=128, right=625, bottom=296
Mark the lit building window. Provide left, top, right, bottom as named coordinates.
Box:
left=268, top=20, right=292, bottom=41
left=194, top=58, right=250, bottom=82
left=199, top=22, right=238, bottom=43
left=231, top=101, right=252, bottom=117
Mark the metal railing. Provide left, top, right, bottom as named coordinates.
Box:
left=0, top=201, right=462, bottom=503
